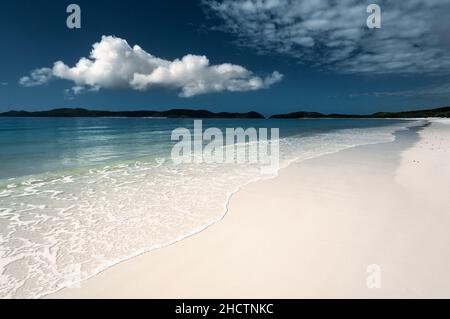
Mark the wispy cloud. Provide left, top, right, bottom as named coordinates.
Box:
left=352, top=83, right=450, bottom=98
left=64, top=85, right=100, bottom=100
left=20, top=35, right=283, bottom=97
left=19, top=68, right=53, bottom=87
left=204, top=0, right=450, bottom=75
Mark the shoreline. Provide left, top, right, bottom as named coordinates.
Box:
left=0, top=119, right=415, bottom=299
left=38, top=123, right=408, bottom=299
left=47, top=119, right=450, bottom=299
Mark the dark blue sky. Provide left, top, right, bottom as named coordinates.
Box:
left=1, top=0, right=449, bottom=116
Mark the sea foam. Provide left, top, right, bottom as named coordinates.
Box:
left=0, top=120, right=423, bottom=298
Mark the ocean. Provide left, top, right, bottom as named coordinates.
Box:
left=0, top=117, right=422, bottom=298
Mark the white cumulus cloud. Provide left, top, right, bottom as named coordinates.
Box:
left=20, top=35, right=283, bottom=97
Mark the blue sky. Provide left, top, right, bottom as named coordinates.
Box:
left=1, top=0, right=449, bottom=116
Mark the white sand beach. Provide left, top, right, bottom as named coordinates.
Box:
left=49, top=119, right=450, bottom=299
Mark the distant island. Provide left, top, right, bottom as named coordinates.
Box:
left=270, top=106, right=450, bottom=119
left=0, top=108, right=265, bottom=119
left=1, top=106, right=450, bottom=119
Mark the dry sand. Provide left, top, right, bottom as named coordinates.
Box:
left=49, top=119, right=450, bottom=299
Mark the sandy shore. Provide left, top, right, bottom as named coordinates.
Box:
left=49, top=119, right=450, bottom=299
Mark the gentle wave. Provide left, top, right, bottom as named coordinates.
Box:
left=0, top=120, right=423, bottom=298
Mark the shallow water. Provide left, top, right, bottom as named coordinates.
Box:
left=0, top=117, right=423, bottom=298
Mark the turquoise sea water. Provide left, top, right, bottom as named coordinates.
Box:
left=0, top=117, right=422, bottom=298
left=0, top=117, right=416, bottom=179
